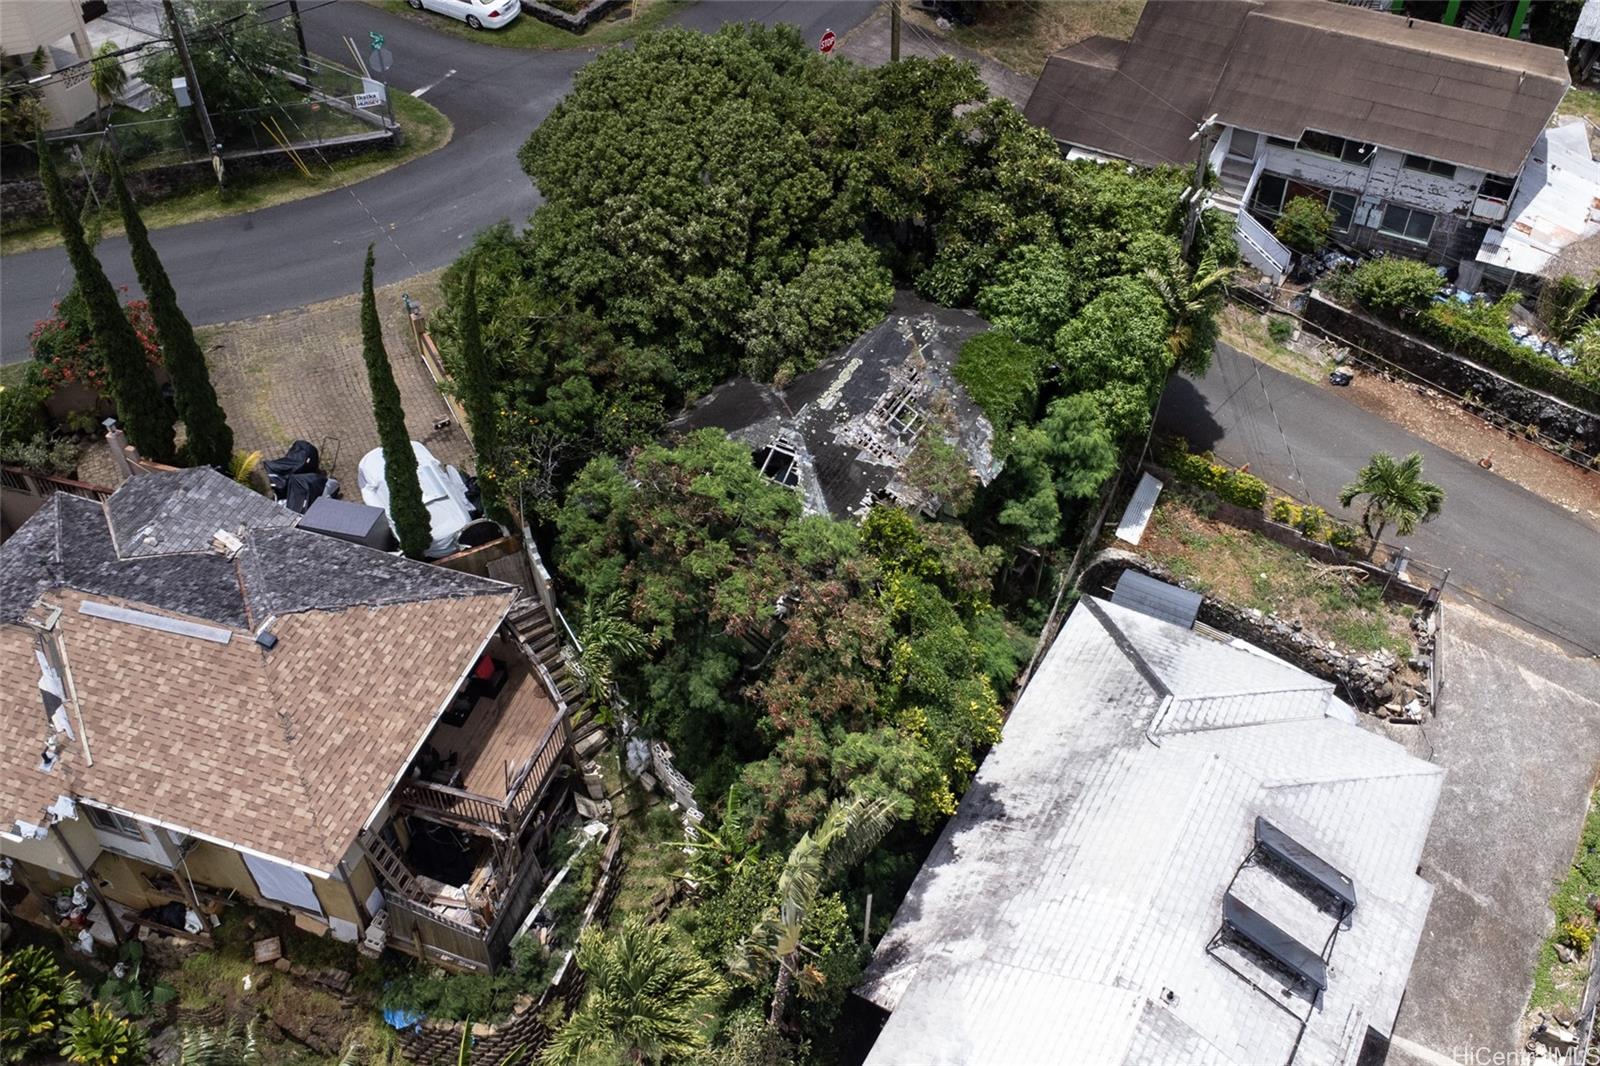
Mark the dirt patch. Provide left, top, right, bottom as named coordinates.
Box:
left=931, top=1, right=1146, bottom=79
left=1338, top=371, right=1600, bottom=526
left=1140, top=491, right=1420, bottom=670
left=204, top=268, right=473, bottom=480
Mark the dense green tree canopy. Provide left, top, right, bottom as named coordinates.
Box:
left=555, top=432, right=1024, bottom=838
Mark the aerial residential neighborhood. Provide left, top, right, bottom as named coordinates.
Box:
left=0, top=1, right=1596, bottom=1065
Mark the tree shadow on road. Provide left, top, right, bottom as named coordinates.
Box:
left=1155, top=373, right=1226, bottom=452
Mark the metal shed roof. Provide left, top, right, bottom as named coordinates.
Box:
left=1112, top=568, right=1203, bottom=629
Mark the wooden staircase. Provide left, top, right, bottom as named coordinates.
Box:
left=506, top=597, right=607, bottom=756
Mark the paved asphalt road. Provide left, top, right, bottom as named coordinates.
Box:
left=1158, top=343, right=1600, bottom=654
left=0, top=0, right=876, bottom=361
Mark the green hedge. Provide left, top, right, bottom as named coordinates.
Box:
left=1325, top=260, right=1600, bottom=412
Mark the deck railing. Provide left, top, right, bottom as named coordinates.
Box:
left=507, top=717, right=569, bottom=833
left=1, top=466, right=113, bottom=502
left=395, top=778, right=511, bottom=832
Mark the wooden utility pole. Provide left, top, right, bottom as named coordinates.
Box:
left=162, top=0, right=223, bottom=186
left=1181, top=114, right=1218, bottom=260
left=288, top=0, right=311, bottom=73
left=890, top=0, right=901, bottom=62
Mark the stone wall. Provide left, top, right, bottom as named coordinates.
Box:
left=1081, top=548, right=1435, bottom=720
left=1, top=132, right=394, bottom=225
left=1300, top=291, right=1600, bottom=454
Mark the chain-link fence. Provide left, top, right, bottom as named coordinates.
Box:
left=3, top=56, right=390, bottom=178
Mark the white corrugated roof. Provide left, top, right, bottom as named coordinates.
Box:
left=859, top=597, right=1443, bottom=1066
left=1476, top=120, right=1600, bottom=277
left=1576, top=0, right=1600, bottom=43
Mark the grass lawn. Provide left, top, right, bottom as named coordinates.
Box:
left=1219, top=302, right=1329, bottom=384
left=938, top=0, right=1145, bottom=78
left=1528, top=789, right=1600, bottom=1018
left=1558, top=86, right=1600, bottom=124
left=377, top=0, right=680, bottom=50
left=1, top=90, right=451, bottom=256
left=1139, top=491, right=1416, bottom=658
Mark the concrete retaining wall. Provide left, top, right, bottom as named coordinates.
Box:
left=519, top=0, right=627, bottom=31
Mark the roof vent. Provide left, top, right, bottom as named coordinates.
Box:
left=256, top=631, right=279, bottom=650
left=79, top=600, right=232, bottom=644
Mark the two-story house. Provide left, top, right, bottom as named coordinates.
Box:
left=1023, top=0, right=1571, bottom=283
left=0, top=468, right=576, bottom=973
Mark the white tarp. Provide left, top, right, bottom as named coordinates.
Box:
left=243, top=852, right=323, bottom=914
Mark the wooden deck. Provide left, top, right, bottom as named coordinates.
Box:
left=428, top=643, right=562, bottom=802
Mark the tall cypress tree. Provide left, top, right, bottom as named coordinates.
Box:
left=37, top=135, right=174, bottom=462
left=109, top=156, right=233, bottom=471
left=360, top=246, right=431, bottom=559
left=456, top=258, right=510, bottom=527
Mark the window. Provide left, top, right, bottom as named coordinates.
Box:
left=1479, top=174, right=1516, bottom=200
left=85, top=806, right=143, bottom=840
left=1380, top=204, right=1435, bottom=243
left=1295, top=131, right=1374, bottom=165
left=1266, top=136, right=1296, bottom=149
left=1403, top=154, right=1457, bottom=179
left=1329, top=191, right=1357, bottom=233
left=1252, top=173, right=1288, bottom=215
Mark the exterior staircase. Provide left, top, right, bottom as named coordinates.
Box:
left=506, top=597, right=608, bottom=759
left=1212, top=155, right=1254, bottom=216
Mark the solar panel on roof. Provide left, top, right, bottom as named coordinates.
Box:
left=1222, top=892, right=1329, bottom=993
left=1256, top=817, right=1358, bottom=916
left=1111, top=570, right=1203, bottom=629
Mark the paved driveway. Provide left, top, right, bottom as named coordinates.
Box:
left=1158, top=343, right=1600, bottom=655
left=1380, top=605, right=1600, bottom=1064
left=0, top=0, right=877, bottom=361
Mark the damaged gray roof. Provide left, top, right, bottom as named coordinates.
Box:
left=671, top=292, right=999, bottom=519
left=859, top=596, right=1443, bottom=1066
left=0, top=469, right=507, bottom=629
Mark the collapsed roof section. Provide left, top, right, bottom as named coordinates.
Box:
left=671, top=293, right=1000, bottom=520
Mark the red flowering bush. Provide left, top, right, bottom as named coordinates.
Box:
left=29, top=286, right=162, bottom=393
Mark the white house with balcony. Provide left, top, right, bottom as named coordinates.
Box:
left=1023, top=0, right=1571, bottom=285
left=1, top=0, right=99, bottom=131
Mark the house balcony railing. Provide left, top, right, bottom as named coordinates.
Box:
left=395, top=715, right=569, bottom=838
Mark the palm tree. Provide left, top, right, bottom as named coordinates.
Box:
left=681, top=784, right=760, bottom=893
left=731, top=794, right=896, bottom=1028
left=542, top=915, right=725, bottom=1066
left=1338, top=451, right=1445, bottom=551
left=89, top=42, right=127, bottom=127
left=1144, top=247, right=1233, bottom=371
left=574, top=588, right=647, bottom=713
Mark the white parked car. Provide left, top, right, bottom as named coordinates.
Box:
left=358, top=441, right=493, bottom=559
left=405, top=0, right=519, bottom=31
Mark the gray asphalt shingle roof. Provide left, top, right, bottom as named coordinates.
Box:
left=1026, top=0, right=1569, bottom=174
left=859, top=596, right=1443, bottom=1066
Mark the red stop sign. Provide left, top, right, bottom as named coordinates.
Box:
left=819, top=29, right=836, bottom=54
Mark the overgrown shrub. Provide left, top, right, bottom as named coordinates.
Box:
left=1295, top=504, right=1327, bottom=539
left=1156, top=439, right=1266, bottom=510
left=1327, top=523, right=1359, bottom=552
left=0, top=370, right=49, bottom=446
left=1334, top=257, right=1442, bottom=314
left=952, top=331, right=1046, bottom=433
left=0, top=433, right=78, bottom=476
left=1274, top=197, right=1333, bottom=254
left=1269, top=497, right=1298, bottom=525
left=1267, top=316, right=1294, bottom=344
left=1537, top=274, right=1596, bottom=342
left=29, top=287, right=162, bottom=393
left=1219, top=469, right=1268, bottom=510
left=1, top=946, right=82, bottom=1063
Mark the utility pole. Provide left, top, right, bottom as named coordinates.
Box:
left=890, top=0, right=900, bottom=62
left=1181, top=113, right=1218, bottom=260
left=162, top=0, right=223, bottom=187
left=288, top=0, right=311, bottom=74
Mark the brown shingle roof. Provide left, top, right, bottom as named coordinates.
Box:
left=1025, top=0, right=1570, bottom=174
left=2, top=587, right=511, bottom=872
